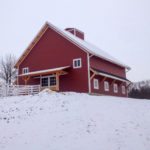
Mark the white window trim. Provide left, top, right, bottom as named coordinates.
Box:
left=41, top=75, right=56, bottom=87
left=73, top=58, right=82, bottom=68
left=93, top=78, right=99, bottom=89
left=114, top=84, right=118, bottom=93
left=104, top=81, right=109, bottom=91
left=122, top=86, right=126, bottom=94
left=22, top=67, right=29, bottom=74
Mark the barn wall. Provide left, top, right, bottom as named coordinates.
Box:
left=18, top=26, right=89, bottom=93
left=90, top=74, right=127, bottom=97
left=90, top=56, right=126, bottom=78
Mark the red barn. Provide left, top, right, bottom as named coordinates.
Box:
left=14, top=22, right=131, bottom=97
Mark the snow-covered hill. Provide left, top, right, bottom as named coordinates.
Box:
left=0, top=90, right=150, bottom=150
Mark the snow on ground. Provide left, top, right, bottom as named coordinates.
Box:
left=0, top=90, right=150, bottom=150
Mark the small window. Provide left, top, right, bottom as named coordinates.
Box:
left=73, top=58, right=82, bottom=68
left=114, top=84, right=118, bottom=93
left=104, top=81, right=109, bottom=91
left=22, top=67, right=29, bottom=74
left=93, top=79, right=99, bottom=89
left=122, top=86, right=126, bottom=94
left=50, top=76, right=56, bottom=86
left=41, top=78, right=48, bottom=87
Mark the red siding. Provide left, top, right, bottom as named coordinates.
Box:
left=90, top=56, right=126, bottom=78
left=91, top=74, right=127, bottom=97
left=18, top=27, right=89, bottom=93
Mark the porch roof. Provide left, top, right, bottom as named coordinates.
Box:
left=91, top=67, right=130, bottom=83
left=19, top=66, right=70, bottom=77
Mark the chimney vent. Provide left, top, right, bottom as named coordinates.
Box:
left=65, top=28, right=84, bottom=40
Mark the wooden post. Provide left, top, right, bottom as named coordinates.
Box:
left=90, top=72, right=97, bottom=80
left=56, top=72, right=59, bottom=91
left=126, top=83, right=132, bottom=88
left=22, top=76, right=30, bottom=85
left=111, top=79, right=116, bottom=86
left=101, top=76, right=107, bottom=83
left=119, top=81, right=124, bottom=87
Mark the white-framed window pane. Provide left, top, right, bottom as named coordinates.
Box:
left=50, top=77, right=56, bottom=86
left=122, top=86, right=125, bottom=94
left=94, top=78, right=99, bottom=89
left=41, top=78, right=48, bottom=87
left=22, top=67, right=29, bottom=74
left=77, top=59, right=80, bottom=66
left=104, top=81, right=109, bottom=91
left=114, top=84, right=118, bottom=93
left=73, top=58, right=82, bottom=68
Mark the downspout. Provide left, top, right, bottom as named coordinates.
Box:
left=87, top=53, right=91, bottom=94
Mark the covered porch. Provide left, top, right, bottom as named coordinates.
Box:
left=19, top=66, right=70, bottom=91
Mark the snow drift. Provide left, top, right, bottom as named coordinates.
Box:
left=0, top=90, right=150, bottom=150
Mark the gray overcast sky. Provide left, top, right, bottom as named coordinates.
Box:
left=0, top=0, right=150, bottom=82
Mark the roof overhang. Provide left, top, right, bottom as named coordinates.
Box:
left=19, top=66, right=70, bottom=77
left=91, top=68, right=131, bottom=83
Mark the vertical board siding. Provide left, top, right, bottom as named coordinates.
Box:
left=90, top=56, right=126, bottom=78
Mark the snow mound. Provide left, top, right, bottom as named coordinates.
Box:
left=0, top=92, right=150, bottom=150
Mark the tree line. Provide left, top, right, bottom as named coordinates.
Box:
left=128, top=81, right=150, bottom=99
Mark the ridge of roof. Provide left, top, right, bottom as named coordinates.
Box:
left=14, top=21, right=131, bottom=70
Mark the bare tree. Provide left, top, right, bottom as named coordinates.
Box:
left=0, top=54, right=17, bottom=85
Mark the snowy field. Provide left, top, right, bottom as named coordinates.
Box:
left=0, top=90, right=150, bottom=150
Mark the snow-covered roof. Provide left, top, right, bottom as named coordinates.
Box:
left=19, top=66, right=70, bottom=76
left=47, top=22, right=130, bottom=70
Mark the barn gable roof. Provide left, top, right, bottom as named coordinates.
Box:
left=14, top=22, right=130, bottom=70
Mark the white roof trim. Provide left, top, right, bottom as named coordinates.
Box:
left=19, top=66, right=70, bottom=76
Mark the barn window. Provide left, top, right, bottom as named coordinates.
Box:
left=22, top=67, right=29, bottom=74
left=93, top=78, right=99, bottom=89
left=50, top=76, right=56, bottom=86
left=122, top=86, right=125, bottom=94
left=41, top=77, right=48, bottom=87
left=73, top=58, right=82, bottom=68
left=104, top=81, right=109, bottom=91
left=41, top=76, right=56, bottom=87
left=114, top=84, right=118, bottom=93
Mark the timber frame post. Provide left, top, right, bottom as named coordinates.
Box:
left=126, top=82, right=132, bottom=89
left=22, top=76, right=30, bottom=85
left=90, top=68, right=97, bottom=81
left=101, top=76, right=107, bottom=83
left=56, top=72, right=59, bottom=91
left=111, top=79, right=116, bottom=86
left=119, top=81, right=124, bottom=87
